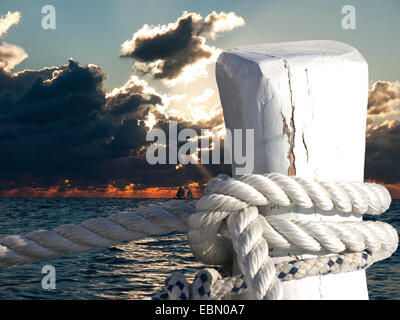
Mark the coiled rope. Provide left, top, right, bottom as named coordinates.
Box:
left=0, top=173, right=398, bottom=300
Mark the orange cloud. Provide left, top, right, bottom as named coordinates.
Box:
left=2, top=180, right=398, bottom=200
left=0, top=184, right=205, bottom=199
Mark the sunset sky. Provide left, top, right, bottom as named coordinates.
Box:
left=0, top=0, right=399, bottom=198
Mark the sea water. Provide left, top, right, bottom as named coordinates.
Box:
left=0, top=198, right=398, bottom=300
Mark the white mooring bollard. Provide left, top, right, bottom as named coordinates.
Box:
left=216, top=40, right=369, bottom=299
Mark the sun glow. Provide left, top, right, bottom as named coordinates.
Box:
left=0, top=184, right=205, bottom=199
left=144, top=112, right=157, bottom=129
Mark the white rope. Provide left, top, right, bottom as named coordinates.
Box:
left=198, top=173, right=391, bottom=214
left=0, top=173, right=397, bottom=301
left=188, top=173, right=397, bottom=299
left=227, top=206, right=282, bottom=300
left=0, top=200, right=195, bottom=268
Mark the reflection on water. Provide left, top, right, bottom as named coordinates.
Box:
left=0, top=198, right=399, bottom=300
left=0, top=233, right=205, bottom=300
left=88, top=235, right=206, bottom=300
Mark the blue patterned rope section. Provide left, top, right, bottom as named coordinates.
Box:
left=148, top=250, right=373, bottom=300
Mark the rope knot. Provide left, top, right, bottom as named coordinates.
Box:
left=188, top=173, right=397, bottom=300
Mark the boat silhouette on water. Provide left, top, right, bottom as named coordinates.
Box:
left=173, top=186, right=193, bottom=199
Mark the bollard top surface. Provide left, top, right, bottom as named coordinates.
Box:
left=223, top=40, right=365, bottom=65
left=216, top=39, right=368, bottom=182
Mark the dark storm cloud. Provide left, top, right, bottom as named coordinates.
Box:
left=365, top=120, right=400, bottom=184
left=120, top=11, right=244, bottom=81
left=0, top=10, right=240, bottom=194
left=364, top=81, right=400, bottom=184
left=368, top=81, right=400, bottom=116
left=105, top=77, right=162, bottom=118
left=0, top=59, right=106, bottom=126
left=0, top=65, right=58, bottom=95
left=0, top=57, right=229, bottom=192
left=0, top=58, right=167, bottom=190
